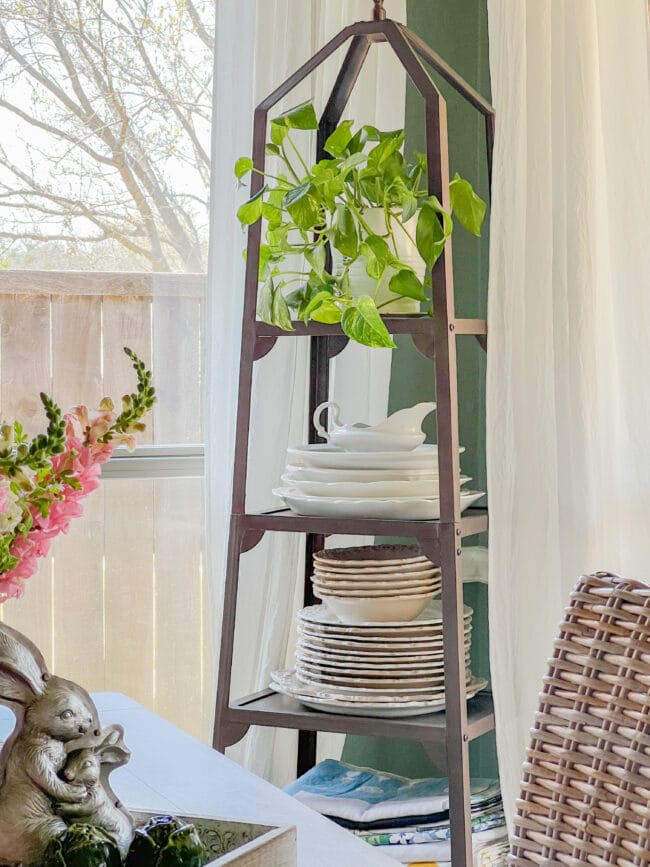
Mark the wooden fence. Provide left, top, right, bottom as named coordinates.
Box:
left=0, top=271, right=212, bottom=743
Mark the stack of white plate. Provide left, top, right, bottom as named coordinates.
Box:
left=312, top=544, right=441, bottom=623
left=270, top=601, right=487, bottom=718
left=273, top=444, right=484, bottom=520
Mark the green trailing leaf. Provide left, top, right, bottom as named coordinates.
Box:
left=237, top=186, right=266, bottom=225
left=283, top=180, right=313, bottom=208
left=266, top=222, right=290, bottom=249
left=401, top=191, right=418, bottom=222
left=360, top=235, right=392, bottom=280
left=271, top=285, right=294, bottom=331
left=287, top=195, right=320, bottom=230
left=272, top=100, right=319, bottom=131
left=324, top=120, right=354, bottom=157
left=333, top=205, right=358, bottom=258
left=367, top=130, right=405, bottom=168
left=234, top=157, right=254, bottom=180
left=270, top=122, right=288, bottom=147
left=283, top=181, right=321, bottom=230
left=388, top=269, right=427, bottom=301
left=256, top=276, right=274, bottom=323
left=416, top=200, right=452, bottom=269
left=305, top=245, right=327, bottom=280
left=284, top=286, right=307, bottom=310
left=258, top=244, right=272, bottom=280
left=449, top=173, right=486, bottom=236
left=311, top=299, right=342, bottom=324
left=257, top=278, right=294, bottom=332
left=261, top=202, right=282, bottom=230
left=341, top=296, right=396, bottom=349
left=267, top=186, right=287, bottom=208
left=381, top=151, right=405, bottom=185
left=302, top=289, right=336, bottom=321
left=339, top=152, right=368, bottom=176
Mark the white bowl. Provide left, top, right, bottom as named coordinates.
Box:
left=319, top=593, right=435, bottom=624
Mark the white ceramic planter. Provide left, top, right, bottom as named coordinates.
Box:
left=331, top=207, right=425, bottom=314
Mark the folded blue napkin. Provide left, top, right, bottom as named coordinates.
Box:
left=285, top=759, right=502, bottom=827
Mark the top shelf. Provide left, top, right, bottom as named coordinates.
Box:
left=255, top=317, right=487, bottom=338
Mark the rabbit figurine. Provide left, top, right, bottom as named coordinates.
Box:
left=0, top=621, right=131, bottom=864
left=58, top=724, right=135, bottom=858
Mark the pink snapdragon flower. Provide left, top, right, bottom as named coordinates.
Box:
left=0, top=348, right=154, bottom=598
left=0, top=410, right=118, bottom=601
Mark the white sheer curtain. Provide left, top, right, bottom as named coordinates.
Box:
left=207, top=0, right=406, bottom=784
left=486, top=0, right=650, bottom=823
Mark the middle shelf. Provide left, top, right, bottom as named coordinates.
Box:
left=239, top=507, right=488, bottom=544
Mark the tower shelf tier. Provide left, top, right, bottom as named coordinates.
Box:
left=236, top=509, right=488, bottom=551
left=254, top=317, right=488, bottom=338
left=225, top=690, right=495, bottom=744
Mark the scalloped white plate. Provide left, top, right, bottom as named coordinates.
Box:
left=282, top=474, right=472, bottom=499
left=313, top=583, right=440, bottom=599
left=296, top=638, right=469, bottom=661
left=313, top=564, right=440, bottom=580
left=274, top=487, right=484, bottom=520
left=296, top=649, right=470, bottom=673
left=270, top=670, right=488, bottom=717
left=287, top=465, right=443, bottom=483
left=287, top=443, right=465, bottom=470
left=298, top=600, right=472, bottom=628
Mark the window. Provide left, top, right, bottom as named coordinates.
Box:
left=0, top=1, right=214, bottom=742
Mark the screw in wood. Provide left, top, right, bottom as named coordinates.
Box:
left=373, top=0, right=386, bottom=21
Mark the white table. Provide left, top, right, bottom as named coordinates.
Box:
left=0, top=692, right=394, bottom=867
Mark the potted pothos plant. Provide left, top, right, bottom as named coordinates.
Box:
left=235, top=100, right=486, bottom=349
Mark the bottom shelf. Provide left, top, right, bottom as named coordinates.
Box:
left=227, top=689, right=495, bottom=743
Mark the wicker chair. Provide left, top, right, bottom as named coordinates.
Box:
left=509, top=572, right=650, bottom=866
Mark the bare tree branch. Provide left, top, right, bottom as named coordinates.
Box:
left=0, top=0, right=213, bottom=271
left=186, top=0, right=215, bottom=51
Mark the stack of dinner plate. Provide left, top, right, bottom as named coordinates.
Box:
left=270, top=600, right=487, bottom=718
left=311, top=544, right=441, bottom=623
left=273, top=444, right=484, bottom=520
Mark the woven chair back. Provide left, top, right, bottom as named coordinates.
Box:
left=509, top=572, right=650, bottom=866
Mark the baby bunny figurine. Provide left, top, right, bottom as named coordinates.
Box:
left=0, top=622, right=131, bottom=864
left=58, top=724, right=135, bottom=858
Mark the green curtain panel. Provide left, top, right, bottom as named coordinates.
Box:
left=342, top=0, right=497, bottom=780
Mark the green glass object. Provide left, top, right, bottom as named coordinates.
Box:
left=125, top=816, right=206, bottom=867
left=35, top=824, right=121, bottom=867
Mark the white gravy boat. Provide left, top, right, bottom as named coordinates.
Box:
left=313, top=401, right=436, bottom=452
